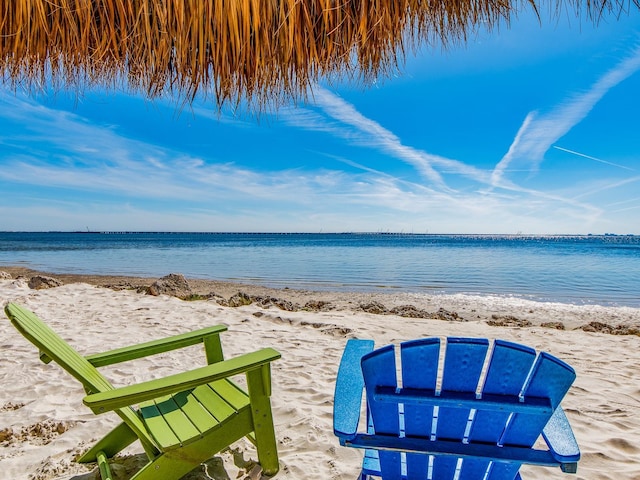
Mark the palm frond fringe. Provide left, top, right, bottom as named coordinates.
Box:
left=1, top=1, right=637, bottom=110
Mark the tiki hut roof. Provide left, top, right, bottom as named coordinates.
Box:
left=1, top=1, right=637, bottom=110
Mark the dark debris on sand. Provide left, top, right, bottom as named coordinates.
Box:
left=359, top=302, right=464, bottom=321
left=5, top=268, right=639, bottom=336
left=487, top=315, right=532, bottom=328
left=580, top=321, right=640, bottom=336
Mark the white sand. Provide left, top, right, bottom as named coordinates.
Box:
left=1, top=278, right=639, bottom=480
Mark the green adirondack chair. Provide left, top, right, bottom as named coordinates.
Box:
left=4, top=302, right=281, bottom=480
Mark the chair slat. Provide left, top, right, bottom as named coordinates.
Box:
left=192, top=382, right=240, bottom=422
left=401, top=338, right=440, bottom=479
left=362, top=345, right=399, bottom=435
left=441, top=338, right=490, bottom=393
left=362, top=345, right=402, bottom=479
left=139, top=398, right=182, bottom=449
left=469, top=341, right=536, bottom=480
left=139, top=381, right=252, bottom=451
left=473, top=340, right=536, bottom=442
left=501, top=353, right=576, bottom=448
left=156, top=395, right=201, bottom=444
left=175, top=389, right=219, bottom=434
left=433, top=338, right=489, bottom=479
left=362, top=448, right=381, bottom=477
left=207, top=379, right=250, bottom=413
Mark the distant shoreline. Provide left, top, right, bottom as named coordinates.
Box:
left=1, top=231, right=638, bottom=236
left=3, top=265, right=640, bottom=333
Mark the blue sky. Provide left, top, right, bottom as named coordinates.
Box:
left=1, top=7, right=639, bottom=234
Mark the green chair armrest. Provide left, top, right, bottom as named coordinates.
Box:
left=85, top=325, right=228, bottom=367
left=83, top=347, right=281, bottom=413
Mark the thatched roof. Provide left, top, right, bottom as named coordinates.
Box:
left=1, top=1, right=637, bottom=110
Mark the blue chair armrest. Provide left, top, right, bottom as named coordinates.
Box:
left=542, top=406, right=580, bottom=472
left=333, top=339, right=375, bottom=441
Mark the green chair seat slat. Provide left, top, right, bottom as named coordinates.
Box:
left=175, top=388, right=222, bottom=433
left=139, top=381, right=250, bottom=450
left=139, top=398, right=182, bottom=449
left=154, top=394, right=203, bottom=446
left=208, top=379, right=251, bottom=412
left=191, top=382, right=240, bottom=424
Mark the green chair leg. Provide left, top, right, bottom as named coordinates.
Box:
left=96, top=451, right=113, bottom=480
left=78, top=421, right=140, bottom=462
left=247, top=366, right=280, bottom=476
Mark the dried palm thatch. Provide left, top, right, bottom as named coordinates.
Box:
left=0, top=1, right=638, bottom=110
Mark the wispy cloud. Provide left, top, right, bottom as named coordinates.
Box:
left=283, top=87, right=493, bottom=190
left=0, top=93, right=333, bottom=202
left=1, top=25, right=638, bottom=237
left=491, top=112, right=536, bottom=187
left=553, top=146, right=635, bottom=171
left=572, top=175, right=640, bottom=201
left=492, top=42, right=640, bottom=185
left=2, top=91, right=474, bottom=230
left=283, top=86, right=609, bottom=225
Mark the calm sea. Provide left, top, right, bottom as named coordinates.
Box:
left=1, top=232, right=639, bottom=307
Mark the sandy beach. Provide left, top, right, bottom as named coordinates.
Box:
left=1, top=268, right=639, bottom=480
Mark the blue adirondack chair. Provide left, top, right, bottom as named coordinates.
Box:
left=333, top=337, right=580, bottom=480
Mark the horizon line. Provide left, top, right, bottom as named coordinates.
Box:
left=1, top=231, right=637, bottom=237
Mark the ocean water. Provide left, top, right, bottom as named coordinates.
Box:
left=1, top=232, right=639, bottom=307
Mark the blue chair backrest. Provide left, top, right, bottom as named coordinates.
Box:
left=360, top=337, right=576, bottom=480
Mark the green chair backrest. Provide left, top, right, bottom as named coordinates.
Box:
left=4, top=303, right=155, bottom=448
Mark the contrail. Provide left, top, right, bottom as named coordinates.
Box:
left=553, top=146, right=635, bottom=171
